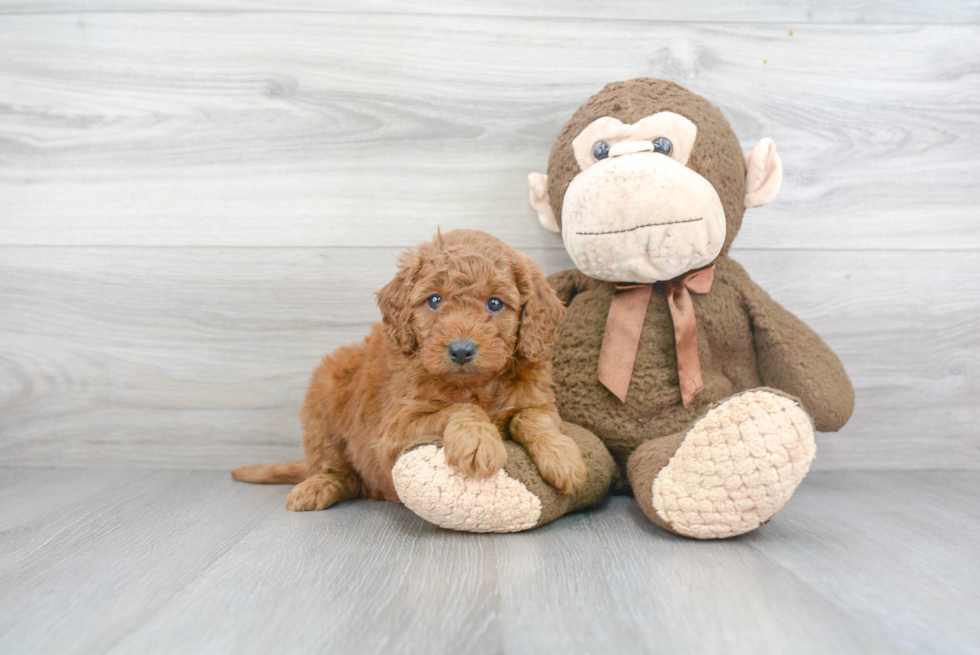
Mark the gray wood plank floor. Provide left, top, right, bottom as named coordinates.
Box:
left=0, top=469, right=976, bottom=654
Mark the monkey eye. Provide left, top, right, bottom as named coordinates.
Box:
left=486, top=297, right=504, bottom=314
left=427, top=294, right=442, bottom=310
left=652, top=137, right=673, bottom=156
left=592, top=141, right=611, bottom=161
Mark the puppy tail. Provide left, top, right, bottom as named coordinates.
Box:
left=231, top=460, right=308, bottom=484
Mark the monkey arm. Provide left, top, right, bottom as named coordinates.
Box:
left=727, top=260, right=855, bottom=432
left=547, top=268, right=601, bottom=306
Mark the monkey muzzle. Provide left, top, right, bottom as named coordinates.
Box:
left=561, top=144, right=727, bottom=283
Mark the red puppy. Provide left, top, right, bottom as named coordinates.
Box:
left=233, top=229, right=587, bottom=511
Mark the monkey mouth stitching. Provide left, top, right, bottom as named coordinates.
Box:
left=576, top=217, right=703, bottom=236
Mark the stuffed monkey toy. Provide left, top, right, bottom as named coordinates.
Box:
left=525, top=78, right=854, bottom=538
left=395, top=78, right=852, bottom=538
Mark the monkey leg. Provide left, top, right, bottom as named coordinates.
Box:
left=390, top=423, right=615, bottom=533
left=627, top=388, right=815, bottom=539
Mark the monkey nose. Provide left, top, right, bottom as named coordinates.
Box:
left=609, top=141, right=654, bottom=158
left=447, top=339, right=477, bottom=365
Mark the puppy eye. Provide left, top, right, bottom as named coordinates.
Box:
left=486, top=297, right=504, bottom=314
left=427, top=294, right=442, bottom=310
left=592, top=141, right=610, bottom=161
left=652, top=137, right=673, bottom=156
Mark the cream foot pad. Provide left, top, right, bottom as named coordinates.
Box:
left=392, top=445, right=542, bottom=533
left=652, top=390, right=816, bottom=539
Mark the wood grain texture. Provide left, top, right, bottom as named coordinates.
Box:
left=0, top=467, right=144, bottom=528
left=109, top=495, right=499, bottom=655
left=1, top=469, right=976, bottom=654
left=0, top=8, right=976, bottom=653
left=489, top=501, right=901, bottom=654
left=751, top=471, right=980, bottom=653
left=1, top=11, right=978, bottom=473
left=1, top=246, right=977, bottom=470
left=0, top=470, right=284, bottom=653
left=0, top=14, right=978, bottom=250
left=0, top=1, right=977, bottom=23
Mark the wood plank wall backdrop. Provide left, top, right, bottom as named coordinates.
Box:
left=0, top=2, right=978, bottom=471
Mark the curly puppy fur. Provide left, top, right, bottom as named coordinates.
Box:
left=232, top=229, right=587, bottom=511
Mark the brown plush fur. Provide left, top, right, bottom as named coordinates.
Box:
left=232, top=229, right=587, bottom=511
left=543, top=79, right=855, bottom=486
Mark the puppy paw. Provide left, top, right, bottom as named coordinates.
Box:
left=285, top=474, right=351, bottom=512
left=530, top=434, right=588, bottom=495
left=444, top=420, right=507, bottom=479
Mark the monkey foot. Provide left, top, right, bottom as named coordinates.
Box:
left=643, top=389, right=816, bottom=539
left=392, top=424, right=615, bottom=533
left=392, top=444, right=543, bottom=533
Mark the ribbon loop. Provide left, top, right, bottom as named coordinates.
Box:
left=664, top=264, right=715, bottom=407
left=597, top=284, right=653, bottom=403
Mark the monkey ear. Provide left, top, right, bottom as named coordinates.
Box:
left=744, top=137, right=783, bottom=208
left=514, top=253, right=565, bottom=363
left=528, top=173, right=560, bottom=233
left=375, top=249, right=423, bottom=352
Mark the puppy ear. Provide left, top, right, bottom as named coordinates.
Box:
left=514, top=253, right=565, bottom=363
left=376, top=248, right=423, bottom=352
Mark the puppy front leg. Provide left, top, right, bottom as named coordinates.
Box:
left=442, top=405, right=507, bottom=479
left=510, top=408, right=587, bottom=495
left=381, top=403, right=504, bottom=479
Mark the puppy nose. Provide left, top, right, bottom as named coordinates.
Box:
left=447, top=340, right=477, bottom=365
